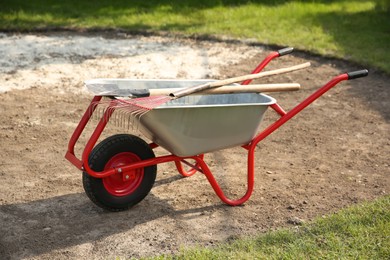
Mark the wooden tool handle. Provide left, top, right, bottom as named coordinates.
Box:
left=147, top=83, right=300, bottom=96
left=170, top=62, right=310, bottom=98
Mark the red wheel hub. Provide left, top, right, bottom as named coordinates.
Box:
left=103, top=152, right=143, bottom=196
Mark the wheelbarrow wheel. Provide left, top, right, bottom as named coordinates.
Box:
left=83, top=134, right=157, bottom=211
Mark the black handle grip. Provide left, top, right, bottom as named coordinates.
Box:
left=278, top=47, right=294, bottom=56
left=347, top=69, right=368, bottom=80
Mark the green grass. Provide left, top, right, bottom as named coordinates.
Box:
left=1, top=0, right=389, bottom=73
left=151, top=196, right=390, bottom=259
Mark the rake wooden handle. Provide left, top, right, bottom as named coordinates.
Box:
left=143, top=83, right=300, bottom=96
left=170, top=62, right=310, bottom=99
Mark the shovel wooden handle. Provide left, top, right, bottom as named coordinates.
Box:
left=145, top=83, right=300, bottom=96
left=170, top=62, right=310, bottom=98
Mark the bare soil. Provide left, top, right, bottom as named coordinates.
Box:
left=0, top=32, right=389, bottom=259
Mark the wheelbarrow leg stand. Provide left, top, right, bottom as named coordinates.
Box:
left=193, top=151, right=256, bottom=206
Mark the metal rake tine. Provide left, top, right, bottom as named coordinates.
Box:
left=117, top=108, right=135, bottom=131
left=118, top=110, right=124, bottom=128
left=127, top=114, right=132, bottom=130
left=105, top=106, right=115, bottom=123
left=132, top=109, right=147, bottom=118
left=115, top=110, right=120, bottom=127
left=121, top=110, right=129, bottom=128
left=95, top=103, right=105, bottom=122
left=132, top=110, right=146, bottom=131
left=113, top=108, right=121, bottom=127
left=121, top=111, right=126, bottom=128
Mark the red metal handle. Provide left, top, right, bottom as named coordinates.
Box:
left=251, top=73, right=354, bottom=147
left=241, top=47, right=293, bottom=85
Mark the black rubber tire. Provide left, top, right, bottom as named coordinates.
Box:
left=82, top=134, right=157, bottom=211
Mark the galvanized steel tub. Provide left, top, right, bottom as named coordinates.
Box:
left=138, top=91, right=276, bottom=157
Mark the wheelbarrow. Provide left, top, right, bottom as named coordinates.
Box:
left=65, top=47, right=368, bottom=211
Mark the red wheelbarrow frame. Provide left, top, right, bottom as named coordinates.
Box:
left=65, top=47, right=368, bottom=206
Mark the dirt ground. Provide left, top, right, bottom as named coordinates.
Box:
left=0, top=32, right=389, bottom=259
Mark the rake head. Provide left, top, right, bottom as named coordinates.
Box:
left=92, top=95, right=171, bottom=129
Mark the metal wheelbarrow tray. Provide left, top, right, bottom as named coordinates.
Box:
left=65, top=48, right=368, bottom=211
left=141, top=91, right=275, bottom=156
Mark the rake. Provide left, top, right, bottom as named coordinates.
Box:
left=95, top=62, right=310, bottom=119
